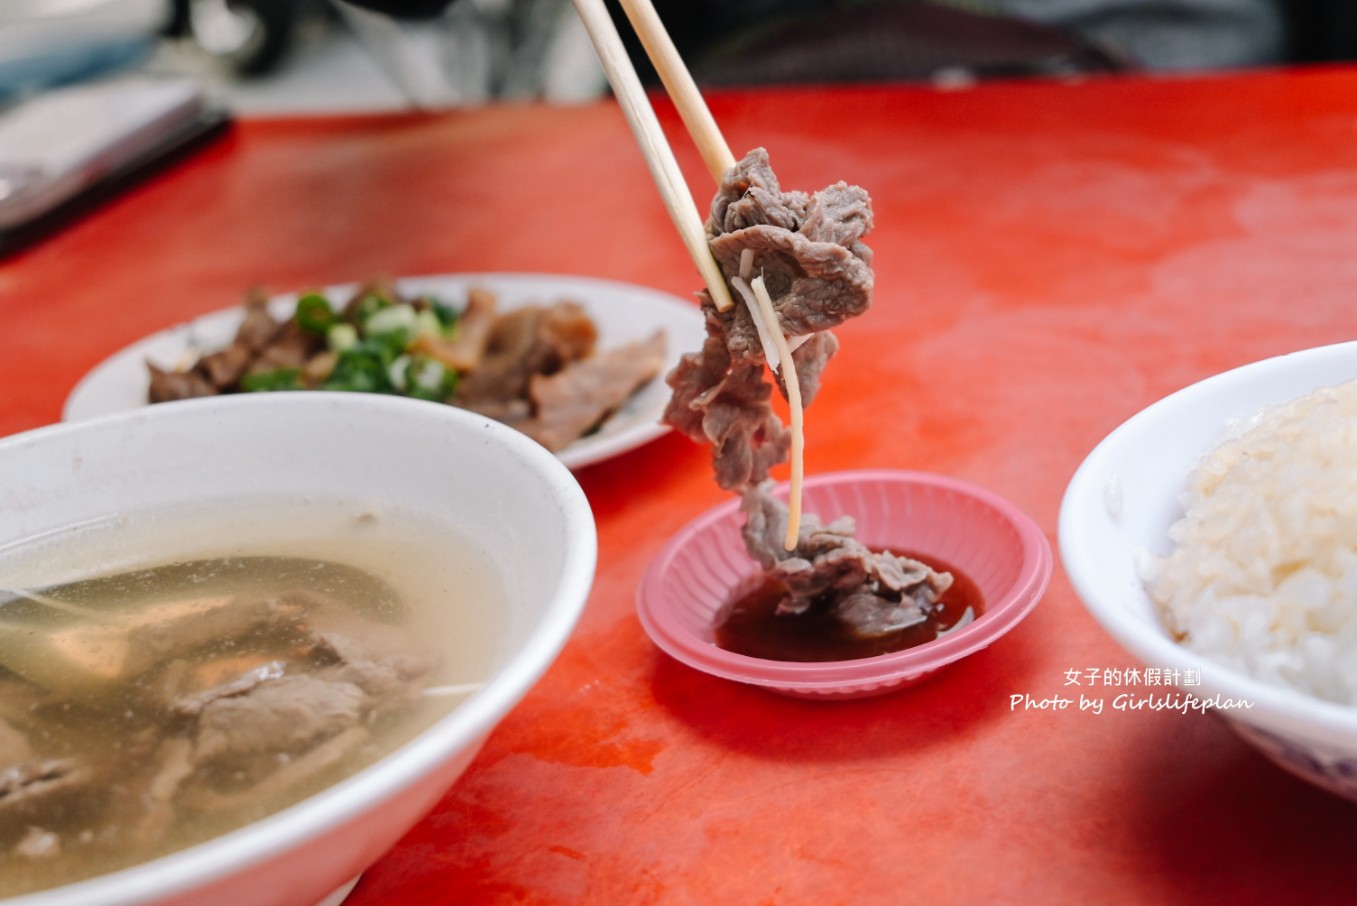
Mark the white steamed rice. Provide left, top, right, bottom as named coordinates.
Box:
left=1149, top=376, right=1357, bottom=705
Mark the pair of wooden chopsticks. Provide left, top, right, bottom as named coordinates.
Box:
left=574, top=0, right=807, bottom=551
left=570, top=0, right=737, bottom=311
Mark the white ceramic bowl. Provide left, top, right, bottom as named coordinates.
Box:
left=0, top=393, right=597, bottom=905
left=1060, top=341, right=1357, bottom=803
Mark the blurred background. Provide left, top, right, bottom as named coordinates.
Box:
left=2, top=0, right=1355, bottom=115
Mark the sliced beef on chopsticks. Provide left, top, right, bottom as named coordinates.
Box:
left=706, top=148, right=874, bottom=342
left=662, top=147, right=872, bottom=508
left=664, top=147, right=953, bottom=635
left=665, top=318, right=790, bottom=492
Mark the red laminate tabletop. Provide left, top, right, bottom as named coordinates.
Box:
left=3, top=64, right=1357, bottom=904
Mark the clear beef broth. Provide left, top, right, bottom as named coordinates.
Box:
left=0, top=502, right=503, bottom=898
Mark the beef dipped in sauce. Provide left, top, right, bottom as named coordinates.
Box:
left=663, top=148, right=956, bottom=655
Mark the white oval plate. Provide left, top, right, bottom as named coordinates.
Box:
left=63, top=273, right=706, bottom=470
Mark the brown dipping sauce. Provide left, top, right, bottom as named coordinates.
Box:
left=714, top=552, right=983, bottom=662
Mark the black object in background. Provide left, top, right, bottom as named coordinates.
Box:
left=337, top=0, right=458, bottom=18
left=618, top=0, right=1131, bottom=86
left=1287, top=0, right=1357, bottom=63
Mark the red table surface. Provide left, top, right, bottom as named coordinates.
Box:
left=4, top=64, right=1357, bottom=904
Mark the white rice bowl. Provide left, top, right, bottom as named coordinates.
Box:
left=1061, top=341, right=1357, bottom=804
left=1149, top=378, right=1357, bottom=704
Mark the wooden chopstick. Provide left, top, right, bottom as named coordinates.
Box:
left=576, top=0, right=807, bottom=551
left=614, top=0, right=736, bottom=184
left=571, top=0, right=735, bottom=312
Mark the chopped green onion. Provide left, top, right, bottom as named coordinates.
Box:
left=352, top=292, right=393, bottom=326
left=405, top=356, right=457, bottom=401
left=327, top=322, right=359, bottom=351
left=240, top=367, right=303, bottom=392
left=322, top=347, right=392, bottom=393
left=365, top=304, right=419, bottom=349
left=387, top=354, right=412, bottom=392
left=294, top=293, right=334, bottom=333
left=429, top=298, right=459, bottom=329
left=414, top=307, right=444, bottom=340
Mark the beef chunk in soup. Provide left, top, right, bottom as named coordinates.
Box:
left=312, top=631, right=433, bottom=713
left=0, top=718, right=32, bottom=766
left=181, top=726, right=371, bottom=814
left=301, top=591, right=438, bottom=703
left=164, top=659, right=288, bottom=718
left=5, top=594, right=305, bottom=693
left=0, top=554, right=454, bottom=898
left=193, top=675, right=366, bottom=768
left=0, top=759, right=93, bottom=827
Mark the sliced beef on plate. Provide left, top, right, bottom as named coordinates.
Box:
left=454, top=301, right=598, bottom=405
left=247, top=319, right=324, bottom=373
left=411, top=285, right=498, bottom=371
left=519, top=330, right=667, bottom=451
left=147, top=362, right=218, bottom=402
left=196, top=342, right=254, bottom=389
left=196, top=290, right=288, bottom=388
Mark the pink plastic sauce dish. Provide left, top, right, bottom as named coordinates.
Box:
left=637, top=470, right=1053, bottom=700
